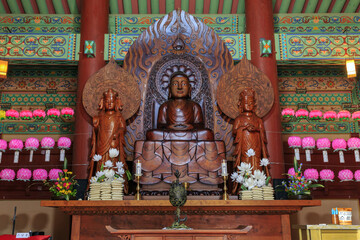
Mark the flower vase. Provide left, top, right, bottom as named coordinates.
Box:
left=288, top=194, right=312, bottom=200
left=239, top=190, right=253, bottom=200
left=251, top=187, right=263, bottom=200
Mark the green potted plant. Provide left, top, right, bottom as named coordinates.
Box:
left=281, top=158, right=324, bottom=200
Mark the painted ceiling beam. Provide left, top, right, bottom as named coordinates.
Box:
left=209, top=0, right=219, bottom=13
left=237, top=0, right=244, bottom=13
left=189, top=0, right=196, bottom=13
left=21, top=0, right=34, bottom=13
left=166, top=0, right=175, bottom=13
left=123, top=0, right=132, bottom=13
left=151, top=0, right=159, bottom=13
left=273, top=0, right=282, bottom=13
left=30, top=0, right=40, bottom=13
left=272, top=0, right=276, bottom=10
left=45, top=0, right=55, bottom=14
left=291, top=0, right=305, bottom=13
left=331, top=0, right=346, bottom=12
left=0, top=2, right=6, bottom=13
left=222, top=0, right=232, bottom=14
left=67, top=0, right=78, bottom=14
left=230, top=0, right=238, bottom=14
left=52, top=0, right=64, bottom=14
left=304, top=0, right=318, bottom=13
left=36, top=0, right=48, bottom=13
left=318, top=0, right=332, bottom=12
left=138, top=0, right=147, bottom=14
left=109, top=0, right=119, bottom=14
left=278, top=0, right=291, bottom=13
left=344, top=0, right=359, bottom=12
left=7, top=0, right=21, bottom=13
left=61, top=0, right=71, bottom=14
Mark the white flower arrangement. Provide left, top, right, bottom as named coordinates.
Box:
left=93, top=154, right=102, bottom=162
left=231, top=161, right=270, bottom=191
left=109, top=148, right=119, bottom=158
left=245, top=148, right=255, bottom=157
left=92, top=160, right=125, bottom=183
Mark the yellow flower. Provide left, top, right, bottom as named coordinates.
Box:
left=68, top=172, right=72, bottom=175
left=0, top=110, right=5, bottom=120
left=65, top=177, right=69, bottom=180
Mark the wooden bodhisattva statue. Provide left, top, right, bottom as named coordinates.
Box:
left=232, top=88, right=269, bottom=194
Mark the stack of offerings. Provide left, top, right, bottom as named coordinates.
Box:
left=252, top=187, right=263, bottom=200
left=100, top=182, right=112, bottom=200
left=239, top=190, right=253, bottom=200
left=111, top=179, right=124, bottom=200
left=89, top=182, right=101, bottom=200
left=262, top=185, right=274, bottom=200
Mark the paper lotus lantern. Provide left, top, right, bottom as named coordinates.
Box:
left=0, top=110, right=5, bottom=120
left=352, top=111, right=360, bottom=121
left=302, top=137, right=315, bottom=162
left=287, top=168, right=296, bottom=177
left=9, top=139, right=23, bottom=163
left=47, top=108, right=60, bottom=118
left=49, top=168, right=63, bottom=180
left=19, top=110, right=33, bottom=120
left=332, top=138, right=347, bottom=163
left=354, top=170, right=360, bottom=182
left=338, top=169, right=353, bottom=182
left=57, top=137, right=71, bottom=161
left=5, top=109, right=19, bottom=120
left=41, top=137, right=55, bottom=162
left=337, top=110, right=351, bottom=121
left=323, top=111, right=336, bottom=121
left=347, top=137, right=360, bottom=162
left=25, top=137, right=39, bottom=162
left=0, top=169, right=16, bottom=181
left=295, top=109, right=309, bottom=119
left=316, top=138, right=331, bottom=163
left=304, top=169, right=319, bottom=181
left=17, top=168, right=32, bottom=181
left=60, top=107, right=74, bottom=120
left=288, top=136, right=301, bottom=160
left=33, top=109, right=46, bottom=121
left=309, top=110, right=322, bottom=121
left=319, top=169, right=335, bottom=182
left=281, top=108, right=295, bottom=118
left=33, top=169, right=48, bottom=181
left=0, top=139, right=7, bottom=164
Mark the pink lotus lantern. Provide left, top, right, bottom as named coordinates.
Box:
left=287, top=168, right=296, bottom=177
left=33, top=109, right=46, bottom=121
left=41, top=137, right=55, bottom=162
left=9, top=139, right=23, bottom=163
left=60, top=107, right=74, bottom=120
left=47, top=108, right=60, bottom=118
left=319, top=169, right=335, bottom=182
left=304, top=169, right=319, bottom=181
left=49, top=168, right=63, bottom=180
left=288, top=136, right=302, bottom=160
left=295, top=109, right=309, bottom=119
left=5, top=109, right=19, bottom=120
left=332, top=138, right=347, bottom=163
left=33, top=169, right=48, bottom=181
left=0, top=139, right=7, bottom=163
left=0, top=169, right=16, bottom=181
left=309, top=110, right=322, bottom=121
left=19, top=110, right=33, bottom=120
left=337, top=110, right=351, bottom=121
left=57, top=137, right=71, bottom=162
left=17, top=168, right=32, bottom=181
left=354, top=170, right=360, bottom=182
left=352, top=111, right=360, bottom=121
left=281, top=108, right=295, bottom=118
left=302, top=137, right=315, bottom=162
left=25, top=137, right=39, bottom=162
left=347, top=137, right=360, bottom=162
left=338, top=169, right=353, bottom=182
left=323, top=111, right=336, bottom=121
left=316, top=138, right=331, bottom=163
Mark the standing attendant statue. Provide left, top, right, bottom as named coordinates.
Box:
left=232, top=88, right=269, bottom=194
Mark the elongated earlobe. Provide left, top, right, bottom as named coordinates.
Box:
left=99, top=98, right=104, bottom=110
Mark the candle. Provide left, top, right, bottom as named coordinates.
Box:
left=221, top=159, right=228, bottom=176
left=135, top=160, right=142, bottom=176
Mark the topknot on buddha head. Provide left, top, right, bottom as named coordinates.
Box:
left=99, top=88, right=123, bottom=111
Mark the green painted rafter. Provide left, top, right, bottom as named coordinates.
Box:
left=67, top=0, right=79, bottom=14
left=291, top=0, right=306, bottom=13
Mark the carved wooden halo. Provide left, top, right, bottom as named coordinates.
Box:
left=216, top=58, right=274, bottom=119
left=82, top=59, right=141, bottom=120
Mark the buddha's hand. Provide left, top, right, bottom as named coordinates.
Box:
left=245, top=124, right=257, bottom=131
left=169, top=123, right=194, bottom=130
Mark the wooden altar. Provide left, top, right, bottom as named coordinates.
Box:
left=41, top=199, right=321, bottom=240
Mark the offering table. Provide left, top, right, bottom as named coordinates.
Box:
left=41, top=199, right=321, bottom=240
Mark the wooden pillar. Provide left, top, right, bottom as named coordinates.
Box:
left=73, top=0, right=109, bottom=179
left=245, top=0, right=284, bottom=178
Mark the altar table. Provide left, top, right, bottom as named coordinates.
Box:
left=41, top=199, right=321, bottom=240
left=293, top=225, right=360, bottom=240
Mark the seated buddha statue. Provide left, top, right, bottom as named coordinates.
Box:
left=146, top=72, right=214, bottom=141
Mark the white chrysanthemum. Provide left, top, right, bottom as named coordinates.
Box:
left=90, top=176, right=98, bottom=183
left=95, top=171, right=105, bottom=178
left=238, top=162, right=253, bottom=176
left=243, top=177, right=256, bottom=190
left=245, top=148, right=255, bottom=157
left=260, top=158, right=270, bottom=166
left=109, top=148, right=119, bottom=158
left=117, top=168, right=125, bottom=176
left=236, top=175, right=244, bottom=184
left=256, top=179, right=266, bottom=188
left=116, top=161, right=124, bottom=170
left=253, top=170, right=267, bottom=187
left=230, top=172, right=239, bottom=182
left=104, top=169, right=115, bottom=179
left=104, top=160, right=113, bottom=168
left=93, top=154, right=102, bottom=162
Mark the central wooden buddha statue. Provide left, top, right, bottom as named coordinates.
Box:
left=146, top=72, right=214, bottom=141
left=135, top=72, right=225, bottom=191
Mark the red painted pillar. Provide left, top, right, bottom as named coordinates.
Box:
left=245, top=0, right=284, bottom=178
left=73, top=0, right=109, bottom=179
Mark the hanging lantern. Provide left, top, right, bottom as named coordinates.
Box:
left=0, top=139, right=7, bottom=163
left=0, top=60, right=8, bottom=78
left=41, top=137, right=55, bottom=162
left=288, top=136, right=301, bottom=160
left=316, top=138, right=331, bottom=163
left=9, top=139, right=23, bottom=163
left=302, top=137, right=315, bottom=162
left=57, top=137, right=71, bottom=161
left=347, top=137, right=360, bottom=162
left=332, top=139, right=347, bottom=163
left=25, top=137, right=39, bottom=162
left=346, top=59, right=356, bottom=78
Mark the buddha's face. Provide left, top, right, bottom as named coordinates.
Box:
left=104, top=94, right=115, bottom=111
left=170, top=75, right=190, bottom=99
left=243, top=95, right=255, bottom=112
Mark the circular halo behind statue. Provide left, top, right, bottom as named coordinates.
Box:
left=82, top=58, right=141, bottom=120
left=216, top=58, right=274, bottom=119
